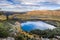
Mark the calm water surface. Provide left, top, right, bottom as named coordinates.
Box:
left=21, top=21, right=56, bottom=32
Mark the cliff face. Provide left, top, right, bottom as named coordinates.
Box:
left=26, top=10, right=60, bottom=16
left=0, top=10, right=60, bottom=16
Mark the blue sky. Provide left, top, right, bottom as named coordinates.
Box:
left=0, top=0, right=60, bottom=12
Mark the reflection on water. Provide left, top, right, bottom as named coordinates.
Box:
left=21, top=21, right=56, bottom=32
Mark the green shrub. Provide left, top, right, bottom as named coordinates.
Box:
left=15, top=34, right=25, bottom=40
left=0, top=26, right=9, bottom=38
left=0, top=22, right=11, bottom=38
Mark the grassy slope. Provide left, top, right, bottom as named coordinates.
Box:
left=0, top=15, right=6, bottom=20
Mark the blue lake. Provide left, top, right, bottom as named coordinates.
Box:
left=21, top=21, right=56, bottom=32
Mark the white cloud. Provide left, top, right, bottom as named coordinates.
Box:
left=1, top=0, right=60, bottom=4
left=20, top=0, right=60, bottom=4
left=0, top=0, right=60, bottom=12
left=21, top=0, right=43, bottom=3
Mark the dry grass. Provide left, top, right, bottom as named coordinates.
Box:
left=0, top=15, right=6, bottom=20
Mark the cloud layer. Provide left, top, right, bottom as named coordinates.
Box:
left=0, top=0, right=60, bottom=12
left=20, top=0, right=60, bottom=4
